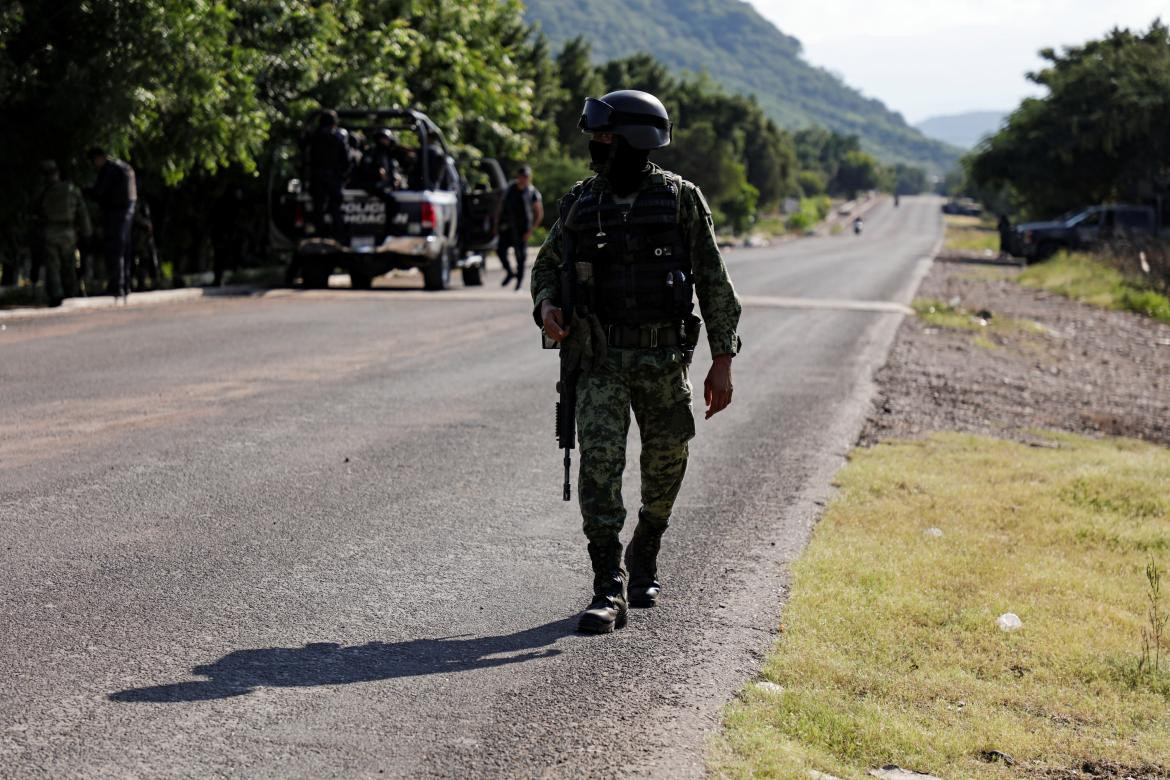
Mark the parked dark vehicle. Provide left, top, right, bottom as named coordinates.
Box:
left=269, top=109, right=507, bottom=290
left=941, top=198, right=983, bottom=217
left=1011, top=204, right=1159, bottom=262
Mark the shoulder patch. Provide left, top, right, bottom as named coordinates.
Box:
left=685, top=181, right=713, bottom=219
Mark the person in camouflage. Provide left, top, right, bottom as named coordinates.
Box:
left=531, top=90, right=741, bottom=634
left=31, top=160, right=92, bottom=307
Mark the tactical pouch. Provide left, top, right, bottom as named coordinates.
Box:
left=682, top=314, right=703, bottom=365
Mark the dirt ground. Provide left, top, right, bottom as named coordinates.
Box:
left=861, top=256, right=1170, bottom=447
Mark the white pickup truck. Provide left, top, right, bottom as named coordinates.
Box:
left=269, top=108, right=506, bottom=290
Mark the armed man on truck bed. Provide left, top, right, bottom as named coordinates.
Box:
left=531, top=90, right=741, bottom=634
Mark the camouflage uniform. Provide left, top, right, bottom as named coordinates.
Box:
left=531, top=164, right=741, bottom=549
left=32, top=179, right=92, bottom=304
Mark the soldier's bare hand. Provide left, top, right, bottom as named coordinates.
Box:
left=541, top=300, right=569, bottom=342
left=704, top=355, right=733, bottom=419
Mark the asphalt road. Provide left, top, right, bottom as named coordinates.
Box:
left=0, top=196, right=942, bottom=778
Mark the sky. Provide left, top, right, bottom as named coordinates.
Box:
left=750, top=0, right=1167, bottom=124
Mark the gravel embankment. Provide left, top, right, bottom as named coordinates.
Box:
left=861, top=257, right=1170, bottom=446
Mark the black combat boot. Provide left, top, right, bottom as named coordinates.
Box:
left=577, top=540, right=628, bottom=634
left=625, top=512, right=667, bottom=608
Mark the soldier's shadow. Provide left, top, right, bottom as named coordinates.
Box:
left=109, top=618, right=574, bottom=703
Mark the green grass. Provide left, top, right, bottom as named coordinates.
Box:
left=912, top=298, right=979, bottom=330
left=1020, top=252, right=1170, bottom=326
left=752, top=197, right=835, bottom=238
left=912, top=299, right=1044, bottom=344
left=754, top=214, right=789, bottom=237
left=714, top=433, right=1170, bottom=779
left=944, top=214, right=1000, bottom=254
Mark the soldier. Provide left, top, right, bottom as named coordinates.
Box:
left=31, top=160, right=92, bottom=307
left=531, top=90, right=741, bottom=634
left=131, top=200, right=161, bottom=291
left=498, top=165, right=543, bottom=291
left=306, top=109, right=350, bottom=242
left=85, top=147, right=137, bottom=299
left=355, top=129, right=406, bottom=192
left=997, top=213, right=1013, bottom=259
left=211, top=187, right=243, bottom=287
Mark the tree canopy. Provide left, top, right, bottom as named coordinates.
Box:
left=969, top=20, right=1170, bottom=218
left=1, top=2, right=918, bottom=272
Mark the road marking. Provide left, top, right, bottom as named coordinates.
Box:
left=267, top=288, right=915, bottom=314
left=739, top=295, right=913, bottom=314
left=1, top=287, right=916, bottom=321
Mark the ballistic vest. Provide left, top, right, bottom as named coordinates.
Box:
left=563, top=172, right=693, bottom=326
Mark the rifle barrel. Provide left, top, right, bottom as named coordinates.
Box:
left=563, top=450, right=572, bottom=501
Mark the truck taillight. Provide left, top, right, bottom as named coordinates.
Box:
left=421, top=201, right=437, bottom=230
left=294, top=204, right=304, bottom=228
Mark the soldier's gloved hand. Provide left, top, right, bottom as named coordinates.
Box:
left=541, top=300, right=569, bottom=343
left=704, top=354, right=734, bottom=419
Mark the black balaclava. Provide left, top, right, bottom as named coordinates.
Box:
left=589, top=136, right=651, bottom=196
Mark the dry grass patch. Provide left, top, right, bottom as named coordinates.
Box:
left=1019, top=252, right=1170, bottom=326
left=714, top=433, right=1170, bottom=779
left=944, top=215, right=1000, bottom=255
left=913, top=299, right=1047, bottom=347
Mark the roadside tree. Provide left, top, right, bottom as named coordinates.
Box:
left=971, top=20, right=1170, bottom=218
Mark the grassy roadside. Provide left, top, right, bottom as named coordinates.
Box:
left=753, top=196, right=836, bottom=238
left=943, top=214, right=1000, bottom=255
left=1019, top=252, right=1170, bottom=326
left=714, top=433, right=1170, bottom=779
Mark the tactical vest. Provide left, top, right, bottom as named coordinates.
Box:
left=563, top=173, right=693, bottom=326
left=37, top=182, right=80, bottom=229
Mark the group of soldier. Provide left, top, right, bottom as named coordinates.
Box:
left=304, top=109, right=456, bottom=246
left=28, top=148, right=156, bottom=307
left=301, top=108, right=544, bottom=292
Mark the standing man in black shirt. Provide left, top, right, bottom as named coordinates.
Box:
left=497, top=165, right=542, bottom=291
left=85, top=147, right=137, bottom=299
left=307, top=109, right=350, bottom=242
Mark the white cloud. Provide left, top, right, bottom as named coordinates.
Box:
left=750, top=0, right=1167, bottom=122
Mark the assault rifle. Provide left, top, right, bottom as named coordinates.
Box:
left=551, top=200, right=578, bottom=501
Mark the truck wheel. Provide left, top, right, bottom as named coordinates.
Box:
left=301, top=262, right=331, bottom=289
left=461, top=263, right=483, bottom=287
left=423, top=250, right=451, bottom=291
left=350, top=271, right=373, bottom=290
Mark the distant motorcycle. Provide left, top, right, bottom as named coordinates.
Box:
left=853, top=217, right=864, bottom=235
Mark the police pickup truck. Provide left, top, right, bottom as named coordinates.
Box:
left=269, top=109, right=506, bottom=290
left=1011, top=203, right=1159, bottom=262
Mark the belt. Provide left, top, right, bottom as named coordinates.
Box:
left=605, top=323, right=681, bottom=349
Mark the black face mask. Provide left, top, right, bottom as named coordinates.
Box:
left=588, top=139, right=612, bottom=169
left=589, top=137, right=650, bottom=196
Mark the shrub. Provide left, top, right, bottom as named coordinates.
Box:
left=796, top=170, right=826, bottom=197
left=785, top=212, right=813, bottom=231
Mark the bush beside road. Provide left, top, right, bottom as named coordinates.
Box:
left=716, top=255, right=1170, bottom=778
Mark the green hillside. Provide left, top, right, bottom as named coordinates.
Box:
left=524, top=0, right=958, bottom=171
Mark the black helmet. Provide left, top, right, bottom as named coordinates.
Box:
left=578, top=89, right=671, bottom=150
left=373, top=128, right=398, bottom=145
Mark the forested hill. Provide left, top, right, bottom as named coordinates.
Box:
left=523, top=0, right=958, bottom=171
